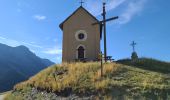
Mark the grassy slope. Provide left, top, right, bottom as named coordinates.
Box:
left=5, top=62, right=170, bottom=100
left=0, top=91, right=11, bottom=95
left=0, top=91, right=11, bottom=100
left=117, top=58, right=170, bottom=73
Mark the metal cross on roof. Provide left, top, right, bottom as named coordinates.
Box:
left=80, top=0, right=84, bottom=6
left=131, top=41, right=137, bottom=52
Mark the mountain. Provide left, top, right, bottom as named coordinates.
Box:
left=0, top=43, right=54, bottom=92
left=4, top=61, right=170, bottom=100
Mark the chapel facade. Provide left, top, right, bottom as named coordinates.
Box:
left=60, top=6, right=101, bottom=62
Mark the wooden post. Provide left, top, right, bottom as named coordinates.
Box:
left=100, top=51, right=103, bottom=77
left=92, top=3, right=119, bottom=64
left=102, top=2, right=107, bottom=63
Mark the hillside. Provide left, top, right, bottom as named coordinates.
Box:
left=4, top=62, right=170, bottom=100
left=117, top=58, right=170, bottom=73
left=0, top=91, right=10, bottom=100
left=0, top=43, right=54, bottom=92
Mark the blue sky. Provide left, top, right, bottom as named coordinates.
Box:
left=0, top=0, right=169, bottom=63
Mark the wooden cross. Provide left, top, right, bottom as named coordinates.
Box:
left=80, top=0, right=84, bottom=6
left=130, top=41, right=137, bottom=52
left=92, top=2, right=119, bottom=62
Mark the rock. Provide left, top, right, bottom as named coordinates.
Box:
left=113, top=77, right=124, bottom=80
left=53, top=69, right=68, bottom=76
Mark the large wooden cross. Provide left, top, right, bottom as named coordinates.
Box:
left=93, top=2, right=119, bottom=62
left=130, top=41, right=137, bottom=52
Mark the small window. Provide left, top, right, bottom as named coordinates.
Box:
left=78, top=33, right=85, bottom=40
left=75, top=30, right=87, bottom=41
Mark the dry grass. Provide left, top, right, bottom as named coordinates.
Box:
left=6, top=62, right=170, bottom=99
left=14, top=62, right=121, bottom=94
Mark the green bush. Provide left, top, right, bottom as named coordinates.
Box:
left=131, top=52, right=138, bottom=61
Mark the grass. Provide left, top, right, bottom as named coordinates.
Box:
left=0, top=91, right=11, bottom=100
left=4, top=62, right=170, bottom=100
left=117, top=58, right=170, bottom=73
left=0, top=91, right=11, bottom=95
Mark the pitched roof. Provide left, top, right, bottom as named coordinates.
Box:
left=59, top=6, right=99, bottom=30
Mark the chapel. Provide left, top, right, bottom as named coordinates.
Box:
left=59, top=6, right=101, bottom=62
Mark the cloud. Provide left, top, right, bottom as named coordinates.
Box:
left=86, top=1, right=101, bottom=16
left=0, top=35, right=61, bottom=63
left=21, top=42, right=43, bottom=48
left=0, top=36, right=6, bottom=40
left=107, top=0, right=127, bottom=11
left=30, top=49, right=36, bottom=53
left=86, top=0, right=126, bottom=16
left=33, top=15, right=46, bottom=21
left=0, top=35, right=43, bottom=48
left=42, top=46, right=62, bottom=63
left=43, top=47, right=62, bottom=55
left=119, top=0, right=147, bottom=24
left=0, top=36, right=20, bottom=47
left=86, top=0, right=147, bottom=24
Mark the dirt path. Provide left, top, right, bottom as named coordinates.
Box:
left=0, top=91, right=11, bottom=100
left=0, top=94, right=4, bottom=100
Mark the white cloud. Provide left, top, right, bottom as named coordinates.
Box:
left=42, top=46, right=62, bottom=63
left=86, top=0, right=126, bottom=16
left=0, top=36, right=20, bottom=47
left=30, top=49, right=36, bottom=53
left=0, top=36, right=6, bottom=40
left=118, top=0, right=147, bottom=24
left=107, top=0, right=127, bottom=11
left=0, top=35, right=43, bottom=48
left=43, top=47, right=62, bottom=55
left=21, top=42, right=43, bottom=48
left=86, top=1, right=101, bottom=16
left=86, top=0, right=147, bottom=24
left=33, top=15, right=46, bottom=21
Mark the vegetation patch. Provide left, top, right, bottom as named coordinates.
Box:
left=5, top=62, right=170, bottom=100
left=117, top=58, right=170, bottom=73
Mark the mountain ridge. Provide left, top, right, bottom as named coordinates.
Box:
left=0, top=43, right=54, bottom=92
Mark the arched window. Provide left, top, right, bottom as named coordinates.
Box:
left=77, top=46, right=85, bottom=59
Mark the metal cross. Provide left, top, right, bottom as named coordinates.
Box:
left=80, top=0, right=84, bottom=6
left=131, top=41, right=137, bottom=52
